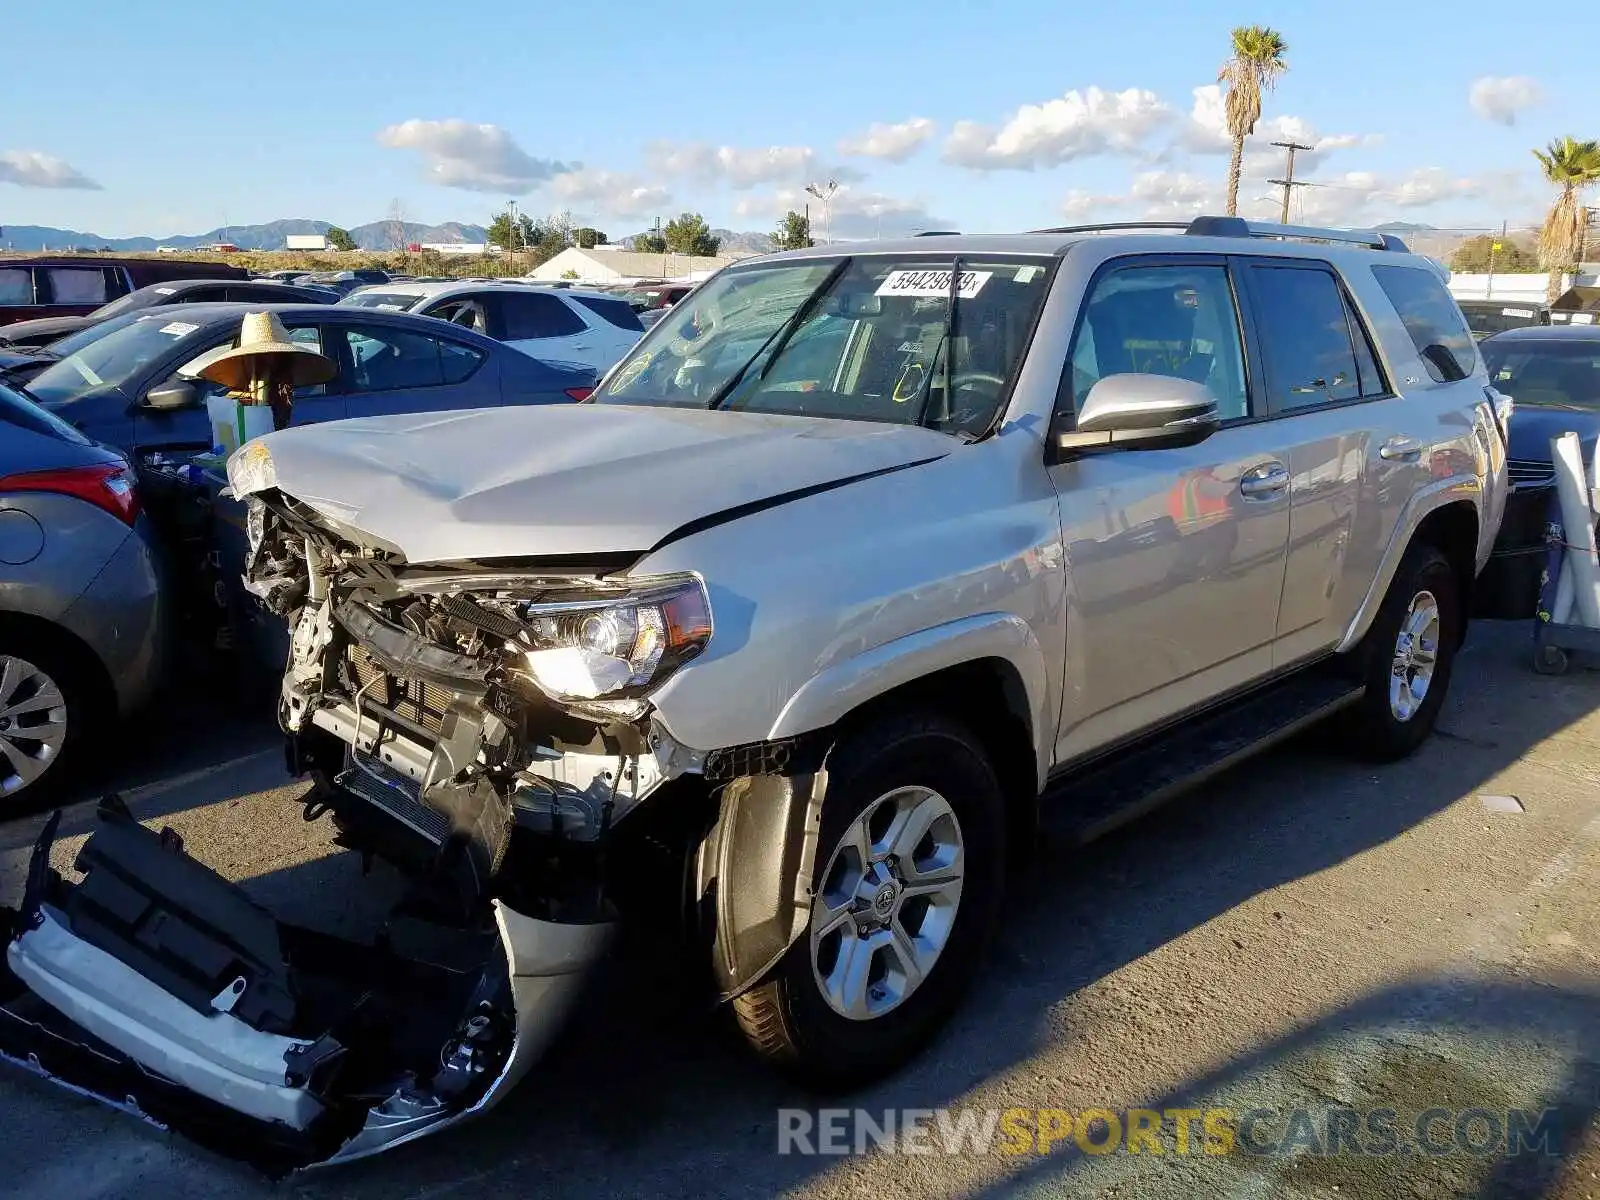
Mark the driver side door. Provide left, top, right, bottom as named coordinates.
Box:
left=1048, top=255, right=1295, bottom=762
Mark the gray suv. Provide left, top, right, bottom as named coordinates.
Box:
left=2, top=217, right=1509, bottom=1170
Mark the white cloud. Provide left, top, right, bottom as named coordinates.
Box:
left=1383, top=166, right=1480, bottom=208
left=644, top=140, right=862, bottom=189
left=1175, top=85, right=1374, bottom=174
left=944, top=87, right=1173, bottom=169
left=1059, top=190, right=1100, bottom=220
left=377, top=119, right=572, bottom=193
left=837, top=118, right=937, bottom=162
left=0, top=151, right=100, bottom=189
left=547, top=169, right=671, bottom=219
left=1469, top=76, right=1543, bottom=126
left=734, top=184, right=950, bottom=239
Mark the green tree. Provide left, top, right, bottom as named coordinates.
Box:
left=1219, top=25, right=1289, bottom=217
left=663, top=212, right=721, bottom=256
left=487, top=207, right=538, bottom=253
left=574, top=227, right=608, bottom=249
left=1533, top=137, right=1600, bottom=303
left=325, top=226, right=356, bottom=252
left=772, top=210, right=813, bottom=251
left=633, top=230, right=668, bottom=253
left=1449, top=234, right=1539, bottom=274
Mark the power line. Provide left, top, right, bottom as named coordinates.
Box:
left=1266, top=141, right=1316, bottom=223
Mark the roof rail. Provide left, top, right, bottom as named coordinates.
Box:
left=914, top=229, right=962, bottom=236
left=1184, top=215, right=1408, bottom=252
left=1024, top=215, right=1409, bottom=252
left=1025, top=221, right=1192, bottom=235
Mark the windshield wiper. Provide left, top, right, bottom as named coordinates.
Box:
left=913, top=257, right=961, bottom=429
left=705, top=257, right=852, bottom=410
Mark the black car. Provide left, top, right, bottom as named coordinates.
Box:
left=1456, top=299, right=1551, bottom=341
left=1475, top=325, right=1600, bottom=617
left=0, top=278, right=339, bottom=348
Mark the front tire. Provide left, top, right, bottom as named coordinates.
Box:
left=1338, top=543, right=1461, bottom=761
left=731, top=712, right=1006, bottom=1087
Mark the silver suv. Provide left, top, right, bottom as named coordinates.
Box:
left=2, top=217, right=1509, bottom=1169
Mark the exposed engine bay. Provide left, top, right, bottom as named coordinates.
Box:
left=0, top=491, right=727, bottom=1173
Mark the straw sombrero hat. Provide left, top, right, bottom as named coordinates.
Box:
left=194, top=310, right=337, bottom=391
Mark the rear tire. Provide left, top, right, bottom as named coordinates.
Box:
left=1337, top=543, right=1460, bottom=762
left=731, top=711, right=1006, bottom=1087
left=0, top=629, right=104, bottom=815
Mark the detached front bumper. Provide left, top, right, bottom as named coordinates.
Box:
left=0, top=806, right=612, bottom=1174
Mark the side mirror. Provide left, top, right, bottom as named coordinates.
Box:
left=1051, top=374, right=1220, bottom=459
left=144, top=380, right=199, bottom=411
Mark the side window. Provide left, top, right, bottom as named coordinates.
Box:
left=429, top=297, right=489, bottom=334
left=500, top=292, right=587, bottom=340
left=1343, top=292, right=1389, bottom=398
left=44, top=267, right=110, bottom=305
left=439, top=338, right=486, bottom=384
left=571, top=294, right=645, bottom=333
left=0, top=268, right=33, bottom=304
left=1064, top=262, right=1250, bottom=422
left=336, top=325, right=446, bottom=392
left=1370, top=264, right=1479, bottom=384
left=1247, top=265, right=1362, bottom=411
left=285, top=326, right=330, bottom=397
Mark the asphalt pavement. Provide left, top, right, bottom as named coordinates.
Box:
left=1, top=621, right=1597, bottom=1200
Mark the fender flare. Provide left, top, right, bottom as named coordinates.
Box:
left=695, top=613, right=1052, bottom=1001
left=1337, top=475, right=1483, bottom=653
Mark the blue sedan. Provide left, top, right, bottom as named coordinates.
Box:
left=15, top=303, right=596, bottom=456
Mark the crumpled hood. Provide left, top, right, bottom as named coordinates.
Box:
left=228, top=403, right=951, bottom=565
left=1506, top=404, right=1600, bottom=465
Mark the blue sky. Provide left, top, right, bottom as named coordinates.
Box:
left=0, top=0, right=1583, bottom=240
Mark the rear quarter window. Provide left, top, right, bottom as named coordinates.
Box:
left=1371, top=264, right=1479, bottom=384
left=572, top=295, right=645, bottom=332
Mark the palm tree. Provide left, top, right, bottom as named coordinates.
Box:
left=1219, top=25, right=1289, bottom=217
left=1532, top=136, right=1600, bottom=304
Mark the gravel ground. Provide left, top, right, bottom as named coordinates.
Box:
left=0, top=620, right=1596, bottom=1200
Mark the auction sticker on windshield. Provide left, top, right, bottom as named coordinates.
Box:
left=158, top=321, right=200, bottom=336
left=876, top=269, right=993, bottom=300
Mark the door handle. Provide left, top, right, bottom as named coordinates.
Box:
left=1238, top=461, right=1290, bottom=499
left=1380, top=436, right=1423, bottom=462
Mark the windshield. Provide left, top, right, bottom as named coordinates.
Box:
left=25, top=313, right=215, bottom=407
left=1483, top=341, right=1600, bottom=409
left=594, top=255, right=1055, bottom=435
left=1461, top=303, right=1547, bottom=338
left=342, top=291, right=421, bottom=310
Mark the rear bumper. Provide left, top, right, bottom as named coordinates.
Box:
left=1, top=803, right=613, bottom=1173
left=57, top=518, right=168, bottom=717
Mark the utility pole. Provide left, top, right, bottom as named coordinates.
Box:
left=507, top=198, right=520, bottom=273
left=1486, top=219, right=1507, bottom=300
left=1266, top=141, right=1314, bottom=224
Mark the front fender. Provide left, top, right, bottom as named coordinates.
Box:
left=766, top=612, right=1052, bottom=789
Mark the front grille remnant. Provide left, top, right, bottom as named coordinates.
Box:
left=1507, top=458, right=1557, bottom=491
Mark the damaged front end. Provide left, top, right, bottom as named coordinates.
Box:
left=0, top=492, right=724, bottom=1172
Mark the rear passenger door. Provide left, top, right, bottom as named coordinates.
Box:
left=332, top=322, right=494, bottom=419
left=492, top=291, right=597, bottom=367
left=1237, top=258, right=1420, bottom=665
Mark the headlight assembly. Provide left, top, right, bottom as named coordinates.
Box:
left=514, top=576, right=712, bottom=713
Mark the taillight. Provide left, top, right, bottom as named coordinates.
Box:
left=565, top=386, right=594, bottom=402
left=0, top=462, right=141, bottom=526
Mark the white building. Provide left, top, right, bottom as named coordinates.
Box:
left=1449, top=269, right=1599, bottom=304
left=526, top=247, right=752, bottom=285
left=286, top=234, right=329, bottom=251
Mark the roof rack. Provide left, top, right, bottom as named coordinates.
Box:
left=1027, top=215, right=1409, bottom=253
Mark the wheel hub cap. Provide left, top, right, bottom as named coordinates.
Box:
left=0, top=654, right=69, bottom=797
left=1389, top=590, right=1441, bottom=723
left=809, top=785, right=965, bottom=1021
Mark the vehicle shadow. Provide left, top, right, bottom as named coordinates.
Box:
left=965, top=974, right=1600, bottom=1200
left=3, top=621, right=1596, bottom=1198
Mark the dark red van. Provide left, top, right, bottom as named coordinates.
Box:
left=0, top=256, right=249, bottom=328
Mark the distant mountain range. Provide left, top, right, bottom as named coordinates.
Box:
left=0, top=219, right=489, bottom=252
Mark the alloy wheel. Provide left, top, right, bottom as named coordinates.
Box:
left=809, top=785, right=965, bottom=1021
left=1389, top=590, right=1441, bottom=723
left=0, top=654, right=69, bottom=797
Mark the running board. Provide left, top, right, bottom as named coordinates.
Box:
left=1041, top=672, right=1365, bottom=843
